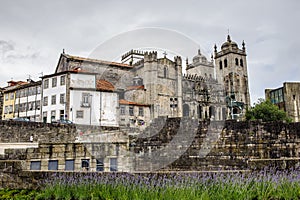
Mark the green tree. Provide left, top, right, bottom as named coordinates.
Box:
left=245, top=98, right=292, bottom=122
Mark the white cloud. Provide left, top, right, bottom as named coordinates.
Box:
left=0, top=0, right=299, bottom=104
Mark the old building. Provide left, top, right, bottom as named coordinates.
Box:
left=265, top=82, right=300, bottom=122
left=214, top=35, right=251, bottom=119
left=14, top=80, right=42, bottom=121
left=185, top=49, right=226, bottom=120
left=52, top=35, right=249, bottom=123
left=1, top=80, right=28, bottom=120
left=186, top=49, right=215, bottom=79
left=0, top=88, right=3, bottom=120
left=119, top=99, right=151, bottom=129
left=41, top=70, right=119, bottom=126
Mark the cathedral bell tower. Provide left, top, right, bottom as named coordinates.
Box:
left=214, top=35, right=251, bottom=119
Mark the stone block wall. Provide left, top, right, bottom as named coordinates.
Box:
left=0, top=120, right=77, bottom=143
left=131, top=118, right=300, bottom=171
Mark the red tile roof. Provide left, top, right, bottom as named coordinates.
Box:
left=126, top=85, right=145, bottom=91
left=96, top=79, right=115, bottom=92
left=119, top=99, right=150, bottom=107
left=65, top=54, right=132, bottom=68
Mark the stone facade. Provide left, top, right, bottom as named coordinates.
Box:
left=265, top=82, right=300, bottom=122
left=0, top=88, right=3, bottom=120
left=25, top=142, right=129, bottom=172
left=0, top=120, right=77, bottom=143
left=214, top=35, right=251, bottom=119
left=186, top=49, right=215, bottom=79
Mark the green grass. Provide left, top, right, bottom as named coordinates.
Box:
left=1, top=169, right=300, bottom=199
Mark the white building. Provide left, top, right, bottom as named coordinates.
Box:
left=41, top=70, right=119, bottom=127
left=14, top=80, right=42, bottom=121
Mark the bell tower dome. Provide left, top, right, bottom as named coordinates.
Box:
left=214, top=35, right=251, bottom=119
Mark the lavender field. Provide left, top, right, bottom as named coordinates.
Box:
left=1, top=168, right=300, bottom=199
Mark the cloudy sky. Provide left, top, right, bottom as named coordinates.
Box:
left=0, top=0, right=299, bottom=104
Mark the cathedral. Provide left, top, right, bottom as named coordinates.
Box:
left=51, top=35, right=251, bottom=127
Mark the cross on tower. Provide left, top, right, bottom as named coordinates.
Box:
left=163, top=51, right=167, bottom=58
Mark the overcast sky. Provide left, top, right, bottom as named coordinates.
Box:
left=0, top=0, right=299, bottom=104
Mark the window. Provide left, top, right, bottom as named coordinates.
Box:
left=43, top=111, right=47, bottom=123
left=52, top=77, right=57, bottom=87
left=110, top=158, right=117, bottom=171
left=4, top=106, right=8, bottom=114
left=219, top=61, right=222, bottom=70
left=8, top=105, right=13, bottom=113
left=81, top=159, right=90, bottom=171
left=240, top=59, right=243, bottom=67
left=16, top=91, right=20, bottom=98
left=60, top=75, right=66, bottom=86
left=10, top=92, right=14, bottom=100
left=235, top=58, right=239, bottom=66
left=60, top=110, right=64, bottom=120
left=48, top=160, right=58, bottom=170
left=76, top=110, right=84, bottom=118
left=60, top=93, right=65, bottom=104
left=36, top=101, right=40, bottom=110
left=30, top=161, right=41, bottom=170
left=14, top=104, right=19, bottom=113
left=138, top=107, right=144, bottom=116
left=96, top=158, right=104, bottom=171
left=129, top=107, right=134, bottom=116
left=29, top=102, right=34, bottom=111
left=120, top=106, right=125, bottom=115
left=51, top=95, right=56, bottom=105
left=81, top=93, right=90, bottom=107
left=224, top=59, right=228, bottom=68
left=65, top=160, right=74, bottom=171
left=37, top=86, right=41, bottom=94
left=163, top=66, right=168, bottom=78
left=44, top=79, right=49, bottom=89
left=51, top=110, right=56, bottom=122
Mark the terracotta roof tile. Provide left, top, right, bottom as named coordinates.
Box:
left=64, top=54, right=132, bottom=68
left=126, top=85, right=145, bottom=91
left=96, top=79, right=115, bottom=92
left=119, top=99, right=150, bottom=107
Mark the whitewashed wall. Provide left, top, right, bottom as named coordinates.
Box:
left=42, top=75, right=67, bottom=123
left=70, top=90, right=119, bottom=127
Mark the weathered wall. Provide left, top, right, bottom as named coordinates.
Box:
left=0, top=120, right=77, bottom=143
left=131, top=118, right=300, bottom=171
left=1, top=119, right=300, bottom=189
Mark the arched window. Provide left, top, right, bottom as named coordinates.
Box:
left=209, top=106, right=215, bottom=118
left=163, top=66, right=168, bottom=78
left=183, top=104, right=189, bottom=117
left=198, top=105, right=202, bottom=119
left=219, top=61, right=223, bottom=69
left=224, top=59, right=228, bottom=68
left=240, top=59, right=243, bottom=67
left=235, top=58, right=239, bottom=66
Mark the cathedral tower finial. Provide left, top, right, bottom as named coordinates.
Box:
left=227, top=34, right=231, bottom=42
left=242, top=40, right=246, bottom=51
